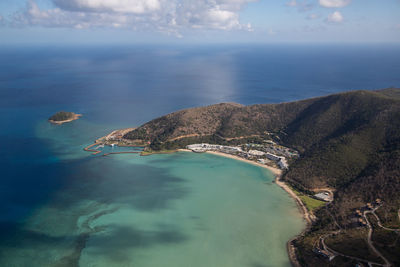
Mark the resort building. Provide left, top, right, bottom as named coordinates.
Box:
left=266, top=152, right=282, bottom=161
left=248, top=150, right=265, bottom=156
left=278, top=158, right=289, bottom=170
left=186, top=143, right=290, bottom=170
left=314, top=192, right=332, bottom=202
left=187, top=144, right=242, bottom=154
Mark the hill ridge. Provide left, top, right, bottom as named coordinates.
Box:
left=122, top=88, right=400, bottom=266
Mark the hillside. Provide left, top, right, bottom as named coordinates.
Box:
left=123, top=88, right=400, bottom=266
left=125, top=89, right=400, bottom=186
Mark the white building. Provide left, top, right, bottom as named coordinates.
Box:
left=187, top=144, right=242, bottom=153
left=314, top=192, right=332, bottom=202
left=220, top=146, right=242, bottom=153
left=248, top=150, right=265, bottom=156
left=187, top=143, right=289, bottom=169
left=278, top=158, right=289, bottom=169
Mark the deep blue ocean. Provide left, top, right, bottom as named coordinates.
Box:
left=0, top=44, right=399, bottom=266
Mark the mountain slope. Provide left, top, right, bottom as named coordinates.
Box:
left=123, top=88, right=400, bottom=266
left=124, top=90, right=400, bottom=191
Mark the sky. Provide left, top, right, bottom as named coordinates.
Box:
left=0, top=0, right=399, bottom=44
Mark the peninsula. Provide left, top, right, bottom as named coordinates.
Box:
left=88, top=88, right=400, bottom=267
left=48, top=111, right=82, bottom=124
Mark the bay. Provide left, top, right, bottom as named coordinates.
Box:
left=1, top=44, right=399, bottom=266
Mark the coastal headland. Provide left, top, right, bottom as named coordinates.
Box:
left=84, top=132, right=311, bottom=228
left=84, top=127, right=146, bottom=155
left=84, top=88, right=400, bottom=266
left=85, top=131, right=315, bottom=267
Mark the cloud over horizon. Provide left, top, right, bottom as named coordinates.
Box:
left=1, top=0, right=399, bottom=43
left=9, top=0, right=257, bottom=35
left=53, top=0, right=162, bottom=14
left=319, top=0, right=351, bottom=8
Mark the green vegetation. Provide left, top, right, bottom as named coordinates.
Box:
left=49, top=111, right=76, bottom=121
left=121, top=88, right=400, bottom=266
left=325, top=228, right=383, bottom=264
left=367, top=213, right=400, bottom=266
left=375, top=205, right=400, bottom=229
left=290, top=187, right=326, bottom=212
left=295, top=234, right=365, bottom=267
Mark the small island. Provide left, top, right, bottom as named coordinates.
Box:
left=48, top=111, right=82, bottom=125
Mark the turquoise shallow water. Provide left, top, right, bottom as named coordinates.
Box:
left=8, top=45, right=389, bottom=266
left=81, top=153, right=304, bottom=267
left=0, top=119, right=304, bottom=267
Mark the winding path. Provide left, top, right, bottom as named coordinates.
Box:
left=363, top=207, right=391, bottom=267
left=319, top=205, right=400, bottom=267
left=320, top=232, right=385, bottom=266
left=370, top=210, right=400, bottom=232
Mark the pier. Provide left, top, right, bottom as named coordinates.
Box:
left=84, top=142, right=143, bottom=156
left=102, top=151, right=141, bottom=157
left=84, top=143, right=102, bottom=155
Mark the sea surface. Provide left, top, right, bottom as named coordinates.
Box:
left=0, top=44, right=399, bottom=266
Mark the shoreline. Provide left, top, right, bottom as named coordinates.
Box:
left=275, top=177, right=313, bottom=267
left=198, top=150, right=313, bottom=222
left=183, top=149, right=312, bottom=224
left=202, top=150, right=282, bottom=176
left=180, top=149, right=310, bottom=267
left=84, top=145, right=309, bottom=266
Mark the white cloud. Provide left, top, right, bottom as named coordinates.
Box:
left=319, top=0, right=351, bottom=8
left=11, top=0, right=258, bottom=35
left=54, top=0, right=161, bottom=14
left=205, top=8, right=238, bottom=30
left=326, top=11, right=343, bottom=23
